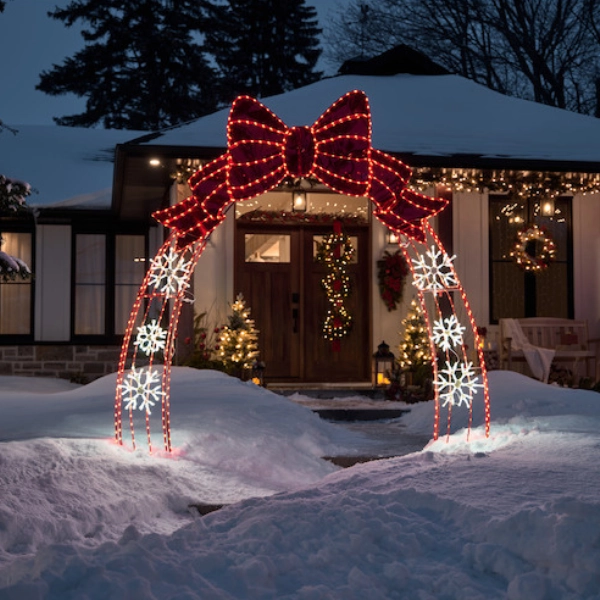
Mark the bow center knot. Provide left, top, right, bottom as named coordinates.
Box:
left=284, top=126, right=315, bottom=177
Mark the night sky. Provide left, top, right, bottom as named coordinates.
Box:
left=0, top=0, right=339, bottom=126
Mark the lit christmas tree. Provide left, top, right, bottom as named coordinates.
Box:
left=398, top=298, right=432, bottom=385
left=218, top=294, right=260, bottom=375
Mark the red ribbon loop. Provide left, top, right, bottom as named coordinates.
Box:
left=153, top=90, right=449, bottom=249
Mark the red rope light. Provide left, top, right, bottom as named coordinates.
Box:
left=115, top=90, right=491, bottom=453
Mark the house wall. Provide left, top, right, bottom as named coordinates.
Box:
left=573, top=192, right=600, bottom=339
left=452, top=191, right=490, bottom=329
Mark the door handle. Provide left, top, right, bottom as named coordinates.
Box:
left=292, top=308, right=299, bottom=333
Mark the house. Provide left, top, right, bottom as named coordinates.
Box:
left=0, top=124, right=162, bottom=379
left=2, top=58, right=600, bottom=384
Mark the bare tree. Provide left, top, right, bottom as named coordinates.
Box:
left=326, top=0, right=600, bottom=115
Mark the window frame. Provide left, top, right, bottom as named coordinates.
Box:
left=0, top=221, right=35, bottom=342
left=71, top=222, right=148, bottom=344
left=488, top=194, right=574, bottom=324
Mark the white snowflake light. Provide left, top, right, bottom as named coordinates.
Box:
left=432, top=314, right=466, bottom=352
left=436, top=360, right=483, bottom=408
left=148, top=248, right=192, bottom=297
left=119, top=366, right=165, bottom=414
left=134, top=319, right=167, bottom=356
left=412, top=245, right=457, bottom=291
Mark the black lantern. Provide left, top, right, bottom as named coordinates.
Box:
left=373, top=341, right=395, bottom=387
left=251, top=360, right=266, bottom=386
left=292, top=190, right=307, bottom=212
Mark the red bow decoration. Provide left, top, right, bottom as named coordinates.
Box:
left=153, top=90, right=448, bottom=248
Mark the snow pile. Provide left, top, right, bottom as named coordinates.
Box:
left=1, top=368, right=599, bottom=599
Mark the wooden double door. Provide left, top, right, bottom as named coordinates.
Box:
left=235, top=222, right=370, bottom=384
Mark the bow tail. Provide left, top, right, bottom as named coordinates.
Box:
left=153, top=156, right=232, bottom=250
left=370, top=150, right=448, bottom=243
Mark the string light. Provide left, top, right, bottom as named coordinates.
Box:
left=411, top=167, right=600, bottom=198
left=317, top=222, right=355, bottom=348
left=510, top=224, right=557, bottom=271
left=432, top=315, right=466, bottom=352
left=411, top=245, right=458, bottom=291
left=119, top=366, right=165, bottom=415
left=436, top=361, right=483, bottom=408
left=133, top=319, right=167, bottom=356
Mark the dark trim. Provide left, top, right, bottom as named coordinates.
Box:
left=71, top=227, right=149, bottom=343
left=488, top=195, right=574, bottom=323
left=0, top=226, right=35, bottom=341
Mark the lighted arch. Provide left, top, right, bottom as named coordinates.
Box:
left=114, top=91, right=490, bottom=452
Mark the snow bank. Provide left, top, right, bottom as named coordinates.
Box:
left=1, top=368, right=599, bottom=599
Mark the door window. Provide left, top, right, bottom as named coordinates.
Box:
left=245, top=233, right=290, bottom=263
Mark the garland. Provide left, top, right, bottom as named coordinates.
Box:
left=237, top=209, right=368, bottom=226
left=377, top=250, right=409, bottom=311
left=316, top=221, right=354, bottom=351
left=510, top=224, right=557, bottom=271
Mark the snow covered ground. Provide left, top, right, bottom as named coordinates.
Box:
left=0, top=367, right=599, bottom=599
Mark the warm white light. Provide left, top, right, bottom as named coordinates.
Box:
left=292, top=191, right=307, bottom=212
left=149, top=158, right=161, bottom=167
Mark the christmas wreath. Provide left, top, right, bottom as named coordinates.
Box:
left=510, top=224, right=557, bottom=272
left=377, top=250, right=409, bottom=311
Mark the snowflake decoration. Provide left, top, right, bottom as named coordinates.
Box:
left=436, top=360, right=483, bottom=408
left=432, top=315, right=466, bottom=352
left=412, top=245, right=457, bottom=291
left=148, top=248, right=192, bottom=297
left=119, top=366, right=165, bottom=414
left=134, top=319, right=167, bottom=356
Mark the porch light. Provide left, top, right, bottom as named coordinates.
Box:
left=292, top=191, right=307, bottom=212
left=373, top=340, right=395, bottom=387
left=149, top=158, right=161, bottom=167
left=541, top=198, right=555, bottom=216
left=387, top=230, right=400, bottom=245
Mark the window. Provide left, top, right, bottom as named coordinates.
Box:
left=0, top=232, right=33, bottom=336
left=115, top=235, right=146, bottom=334
left=245, top=233, right=290, bottom=262
left=74, top=231, right=146, bottom=338
left=489, top=195, right=572, bottom=322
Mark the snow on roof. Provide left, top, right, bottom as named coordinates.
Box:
left=0, top=125, right=143, bottom=209
left=144, top=74, right=600, bottom=166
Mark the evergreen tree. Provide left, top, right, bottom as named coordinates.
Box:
left=203, top=0, right=322, bottom=105
left=218, top=294, right=260, bottom=374
left=37, top=1, right=217, bottom=130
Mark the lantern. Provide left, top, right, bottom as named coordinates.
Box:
left=373, top=341, right=395, bottom=387
left=251, top=360, right=266, bottom=386
left=292, top=190, right=307, bottom=212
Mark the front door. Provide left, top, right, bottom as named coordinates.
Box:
left=235, top=221, right=370, bottom=384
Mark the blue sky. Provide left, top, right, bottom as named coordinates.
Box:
left=0, top=0, right=341, bottom=126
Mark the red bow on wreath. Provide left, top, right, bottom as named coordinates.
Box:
left=154, top=91, right=449, bottom=248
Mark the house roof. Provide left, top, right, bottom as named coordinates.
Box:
left=135, top=73, right=600, bottom=171
left=0, top=125, right=144, bottom=210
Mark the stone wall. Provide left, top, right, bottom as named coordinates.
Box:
left=0, top=345, right=124, bottom=383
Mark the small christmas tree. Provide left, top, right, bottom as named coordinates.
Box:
left=218, top=294, right=259, bottom=376
left=398, top=298, right=432, bottom=385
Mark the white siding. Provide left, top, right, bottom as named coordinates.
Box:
left=452, top=191, right=489, bottom=328
left=34, top=224, right=72, bottom=341
left=573, top=192, right=600, bottom=339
